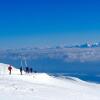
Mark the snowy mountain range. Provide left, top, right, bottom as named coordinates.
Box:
left=73, top=42, right=100, bottom=48
left=53, top=42, right=100, bottom=48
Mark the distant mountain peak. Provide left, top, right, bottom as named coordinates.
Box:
left=73, top=42, right=100, bottom=48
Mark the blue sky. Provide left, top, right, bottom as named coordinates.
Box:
left=0, top=0, right=100, bottom=48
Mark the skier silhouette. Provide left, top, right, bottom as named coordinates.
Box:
left=8, top=65, right=12, bottom=75
left=26, top=67, right=29, bottom=73
left=20, top=67, right=23, bottom=75
left=30, top=68, right=33, bottom=73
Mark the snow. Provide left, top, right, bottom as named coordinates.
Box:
left=0, top=63, right=19, bottom=75
left=0, top=63, right=100, bottom=100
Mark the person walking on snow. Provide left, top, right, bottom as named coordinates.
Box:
left=8, top=65, right=12, bottom=75
left=20, top=67, right=23, bottom=75
left=26, top=67, right=29, bottom=73
left=30, top=68, right=33, bottom=73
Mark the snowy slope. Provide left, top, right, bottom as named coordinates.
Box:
left=0, top=63, right=100, bottom=100
left=0, top=63, right=20, bottom=75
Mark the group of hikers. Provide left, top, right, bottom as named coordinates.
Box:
left=8, top=65, right=36, bottom=75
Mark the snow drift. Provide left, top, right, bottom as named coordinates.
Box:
left=0, top=63, right=100, bottom=100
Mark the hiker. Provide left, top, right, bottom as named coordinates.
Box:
left=30, top=68, right=33, bottom=73
left=26, top=67, right=29, bottom=73
left=8, top=65, right=12, bottom=75
left=20, top=67, right=23, bottom=75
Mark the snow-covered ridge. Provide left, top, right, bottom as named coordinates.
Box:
left=0, top=63, right=100, bottom=100
left=0, top=63, right=19, bottom=75
left=73, top=42, right=100, bottom=48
